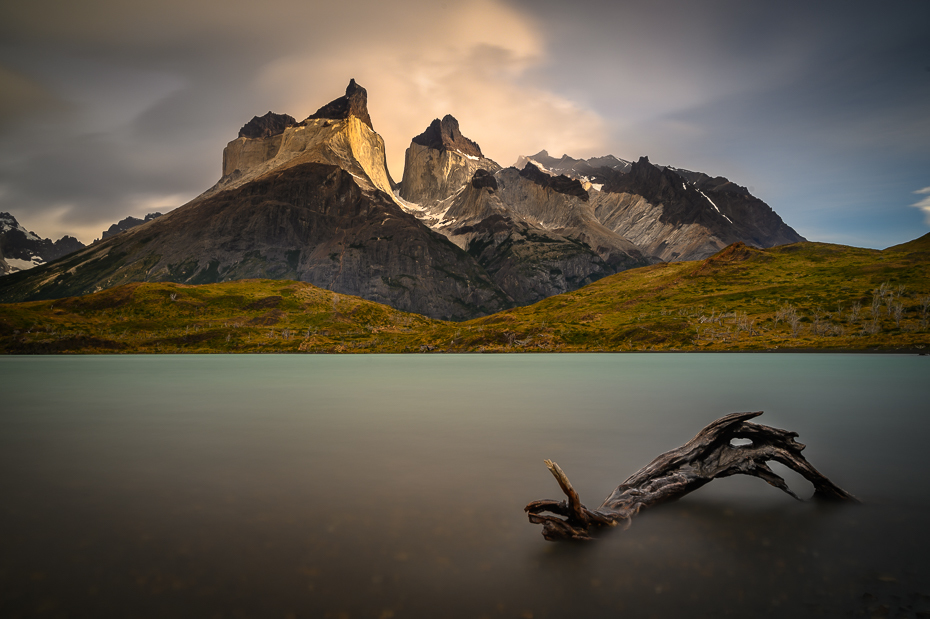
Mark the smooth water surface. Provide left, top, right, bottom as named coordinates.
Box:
left=1, top=354, right=928, bottom=618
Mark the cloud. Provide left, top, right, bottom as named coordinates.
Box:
left=0, top=0, right=927, bottom=248
left=0, top=65, right=67, bottom=127
left=0, top=0, right=609, bottom=242
left=254, top=0, right=608, bottom=176
left=912, top=187, right=930, bottom=224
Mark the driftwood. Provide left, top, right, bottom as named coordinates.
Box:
left=525, top=411, right=857, bottom=541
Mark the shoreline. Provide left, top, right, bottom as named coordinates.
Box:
left=2, top=348, right=928, bottom=356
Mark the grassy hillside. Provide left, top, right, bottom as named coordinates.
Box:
left=1, top=237, right=929, bottom=353
left=0, top=280, right=442, bottom=354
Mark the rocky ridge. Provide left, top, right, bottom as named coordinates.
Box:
left=0, top=212, right=85, bottom=275
left=517, top=163, right=589, bottom=201
left=101, top=213, right=163, bottom=240
left=590, top=157, right=804, bottom=260
left=504, top=152, right=804, bottom=261
left=395, top=115, right=801, bottom=278
left=513, top=150, right=633, bottom=188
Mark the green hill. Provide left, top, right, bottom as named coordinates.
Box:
left=1, top=239, right=928, bottom=353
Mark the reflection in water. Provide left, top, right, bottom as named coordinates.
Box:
left=1, top=354, right=928, bottom=617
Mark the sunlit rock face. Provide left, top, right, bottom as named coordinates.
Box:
left=214, top=117, right=395, bottom=200
left=206, top=79, right=395, bottom=203
left=307, top=78, right=373, bottom=131
left=399, top=115, right=502, bottom=215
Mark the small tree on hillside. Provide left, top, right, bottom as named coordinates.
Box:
left=847, top=301, right=861, bottom=324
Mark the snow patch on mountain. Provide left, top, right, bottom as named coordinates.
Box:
left=699, top=190, right=734, bottom=224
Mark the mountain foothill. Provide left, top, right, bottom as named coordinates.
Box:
left=0, top=79, right=806, bottom=320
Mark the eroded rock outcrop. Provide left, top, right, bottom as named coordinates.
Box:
left=411, top=115, right=483, bottom=158
left=238, top=112, right=298, bottom=139
left=399, top=115, right=501, bottom=211
left=209, top=80, right=395, bottom=202
left=306, top=79, right=373, bottom=130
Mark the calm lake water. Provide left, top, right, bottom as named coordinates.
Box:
left=1, top=353, right=928, bottom=618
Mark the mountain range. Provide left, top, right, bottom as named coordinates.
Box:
left=0, top=79, right=804, bottom=320
left=0, top=213, right=85, bottom=277
left=0, top=211, right=169, bottom=277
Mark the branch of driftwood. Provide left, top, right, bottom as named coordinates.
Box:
left=525, top=411, right=857, bottom=541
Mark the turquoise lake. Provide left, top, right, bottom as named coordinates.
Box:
left=1, top=353, right=928, bottom=617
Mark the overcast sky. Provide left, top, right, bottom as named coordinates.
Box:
left=0, top=0, right=927, bottom=248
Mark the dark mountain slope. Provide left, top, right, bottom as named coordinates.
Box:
left=592, top=157, right=804, bottom=261
left=0, top=162, right=511, bottom=320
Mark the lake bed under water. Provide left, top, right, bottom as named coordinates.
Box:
left=1, top=353, right=928, bottom=618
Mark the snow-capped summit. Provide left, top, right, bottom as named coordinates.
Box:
left=0, top=212, right=85, bottom=276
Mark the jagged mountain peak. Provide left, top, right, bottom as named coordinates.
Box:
left=624, top=155, right=663, bottom=182
left=307, top=78, right=373, bottom=130
left=0, top=212, right=39, bottom=241
left=411, top=115, right=483, bottom=158
left=605, top=155, right=698, bottom=201
left=202, top=79, right=395, bottom=202
left=399, top=115, right=499, bottom=208
left=101, top=212, right=164, bottom=239
left=0, top=211, right=85, bottom=275
left=238, top=112, right=297, bottom=139
left=511, top=151, right=633, bottom=181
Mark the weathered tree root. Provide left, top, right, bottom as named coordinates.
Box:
left=525, top=411, right=858, bottom=541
